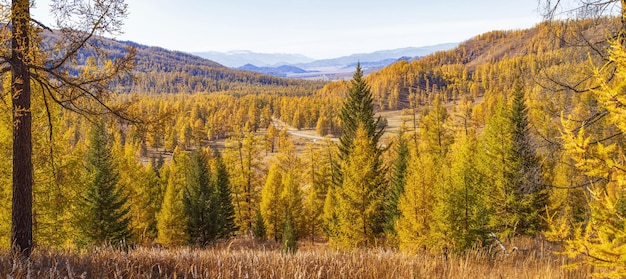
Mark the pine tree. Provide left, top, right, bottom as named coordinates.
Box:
left=80, top=122, right=132, bottom=246
left=183, top=150, right=218, bottom=245
left=316, top=115, right=330, bottom=136
left=384, top=129, right=410, bottom=238
left=336, top=63, right=386, bottom=185
left=509, top=80, right=547, bottom=234
left=478, top=97, right=520, bottom=239
left=396, top=97, right=452, bottom=251
left=282, top=214, right=298, bottom=253
left=326, top=64, right=387, bottom=248
left=253, top=210, right=266, bottom=239
left=142, top=161, right=162, bottom=241
left=211, top=150, right=237, bottom=239
left=477, top=85, right=546, bottom=238
left=333, top=124, right=384, bottom=249
left=265, top=124, right=278, bottom=154
left=114, top=141, right=154, bottom=244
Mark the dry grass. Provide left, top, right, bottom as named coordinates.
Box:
left=0, top=238, right=593, bottom=279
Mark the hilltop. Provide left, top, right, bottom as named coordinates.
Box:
left=312, top=18, right=620, bottom=111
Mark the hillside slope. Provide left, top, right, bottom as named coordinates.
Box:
left=317, top=18, right=619, bottom=111
left=40, top=31, right=325, bottom=95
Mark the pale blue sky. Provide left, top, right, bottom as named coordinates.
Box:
left=32, top=1, right=545, bottom=59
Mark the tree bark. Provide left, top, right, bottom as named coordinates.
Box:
left=11, top=0, right=33, bottom=258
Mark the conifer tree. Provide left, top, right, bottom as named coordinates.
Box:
left=282, top=214, right=298, bottom=253
left=6, top=0, right=134, bottom=257
left=396, top=149, right=437, bottom=251
left=397, top=97, right=452, bottom=251
left=118, top=141, right=154, bottom=243
left=224, top=133, right=262, bottom=234
left=183, top=150, right=218, bottom=245
left=558, top=40, right=626, bottom=276
left=509, top=80, right=547, bottom=234
left=316, top=115, right=330, bottom=136
left=80, top=122, right=132, bottom=246
left=281, top=170, right=304, bottom=239
left=260, top=163, right=284, bottom=240
left=478, top=97, right=521, bottom=238
left=265, top=124, right=279, bottom=154
left=253, top=210, right=266, bottom=239
left=336, top=63, right=386, bottom=185
left=333, top=124, right=384, bottom=249
left=142, top=161, right=162, bottom=241
left=156, top=149, right=189, bottom=246
left=326, top=64, right=387, bottom=248
left=211, top=150, right=237, bottom=239
left=477, top=84, right=546, bottom=238
left=303, top=143, right=331, bottom=242
left=323, top=186, right=339, bottom=240
left=433, top=131, right=488, bottom=250
left=384, top=129, right=410, bottom=238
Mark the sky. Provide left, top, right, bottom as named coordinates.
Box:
left=31, top=0, right=546, bottom=59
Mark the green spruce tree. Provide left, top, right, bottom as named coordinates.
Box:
left=384, top=129, right=410, bottom=238
left=183, top=150, right=218, bottom=245
left=212, top=150, right=237, bottom=239
left=335, top=63, right=386, bottom=185
left=509, top=80, right=547, bottom=234
left=253, top=210, right=266, bottom=239
left=327, top=63, right=387, bottom=246
left=80, top=122, right=132, bottom=246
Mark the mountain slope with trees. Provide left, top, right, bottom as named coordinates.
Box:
left=41, top=30, right=326, bottom=95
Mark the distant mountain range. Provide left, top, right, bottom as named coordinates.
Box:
left=192, top=50, right=315, bottom=68
left=194, top=43, right=458, bottom=79
left=294, top=44, right=458, bottom=69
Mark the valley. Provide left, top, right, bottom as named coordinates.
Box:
left=195, top=43, right=458, bottom=79
left=1, top=1, right=625, bottom=278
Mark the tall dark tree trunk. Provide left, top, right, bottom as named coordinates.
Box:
left=11, top=0, right=33, bottom=257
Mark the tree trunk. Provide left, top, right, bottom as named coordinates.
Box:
left=11, top=0, right=33, bottom=258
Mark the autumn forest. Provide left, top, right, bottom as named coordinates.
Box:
left=1, top=0, right=626, bottom=278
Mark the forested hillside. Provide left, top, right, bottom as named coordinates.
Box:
left=2, top=13, right=625, bottom=277
left=333, top=18, right=619, bottom=111
left=40, top=30, right=326, bottom=95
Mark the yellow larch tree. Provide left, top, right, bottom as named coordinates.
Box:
left=281, top=169, right=305, bottom=239
left=333, top=124, right=384, bottom=249
left=156, top=148, right=189, bottom=246
left=560, top=40, right=626, bottom=277
left=260, top=163, right=284, bottom=240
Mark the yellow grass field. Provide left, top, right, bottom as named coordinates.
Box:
left=1, top=239, right=593, bottom=279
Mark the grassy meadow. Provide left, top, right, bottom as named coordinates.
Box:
left=0, top=238, right=594, bottom=279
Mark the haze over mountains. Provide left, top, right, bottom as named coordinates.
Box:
left=193, top=43, right=458, bottom=79
left=192, top=50, right=315, bottom=68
